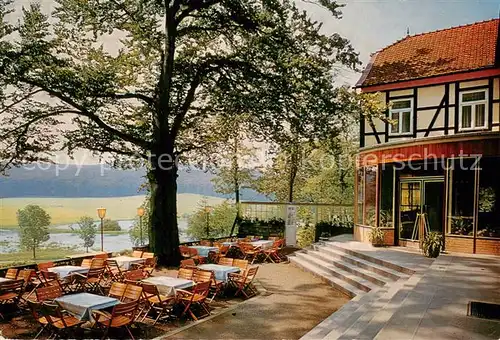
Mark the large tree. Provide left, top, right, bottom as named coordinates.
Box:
left=0, top=0, right=358, bottom=265
left=17, top=204, right=50, bottom=259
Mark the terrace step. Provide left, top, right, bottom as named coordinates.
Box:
left=311, top=244, right=407, bottom=281
left=305, top=248, right=391, bottom=287
left=322, top=241, right=415, bottom=275
left=288, top=255, right=366, bottom=298
left=294, top=252, right=380, bottom=293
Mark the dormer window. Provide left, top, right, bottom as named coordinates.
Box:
left=389, top=99, right=413, bottom=136
left=459, top=90, right=488, bottom=131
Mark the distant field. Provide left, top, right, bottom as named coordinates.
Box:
left=0, top=194, right=226, bottom=228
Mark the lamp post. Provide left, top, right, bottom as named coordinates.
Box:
left=97, top=207, right=106, bottom=251
left=137, top=207, right=145, bottom=246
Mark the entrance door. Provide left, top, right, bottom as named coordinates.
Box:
left=399, top=178, right=444, bottom=246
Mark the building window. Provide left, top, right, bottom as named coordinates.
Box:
left=364, top=166, right=377, bottom=226
left=447, top=158, right=477, bottom=236
left=379, top=165, right=394, bottom=228
left=356, top=168, right=364, bottom=225
left=459, top=90, right=488, bottom=131
left=389, top=99, right=413, bottom=135
left=477, top=157, right=500, bottom=239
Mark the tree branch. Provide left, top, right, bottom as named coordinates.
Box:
left=97, top=92, right=155, bottom=106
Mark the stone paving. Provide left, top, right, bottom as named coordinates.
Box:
left=162, top=262, right=349, bottom=339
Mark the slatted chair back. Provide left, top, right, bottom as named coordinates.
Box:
left=192, top=280, right=211, bottom=299
left=244, top=266, right=259, bottom=281
left=193, top=269, right=213, bottom=283
left=132, top=250, right=143, bottom=258
left=81, top=258, right=92, bottom=267
left=123, top=269, right=144, bottom=282
left=5, top=268, right=18, bottom=280
left=18, top=269, right=35, bottom=284
left=37, top=262, right=54, bottom=272
left=40, top=271, right=59, bottom=286
left=35, top=284, right=63, bottom=302
left=94, top=253, right=108, bottom=259
left=104, top=299, right=139, bottom=325
left=105, top=259, right=124, bottom=281
left=218, top=257, right=234, bottom=266
left=177, top=268, right=194, bottom=280
left=207, top=251, right=218, bottom=263
left=108, top=282, right=127, bottom=300
left=90, top=258, right=105, bottom=268
left=0, top=279, right=24, bottom=294
left=122, top=283, right=143, bottom=302
left=232, top=259, right=249, bottom=271
left=141, top=282, right=160, bottom=298
left=180, top=259, right=196, bottom=268
left=141, top=252, right=154, bottom=259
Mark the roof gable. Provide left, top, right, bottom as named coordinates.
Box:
left=357, top=19, right=500, bottom=88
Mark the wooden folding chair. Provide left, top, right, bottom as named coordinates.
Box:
left=73, top=267, right=105, bottom=294
left=177, top=268, right=194, bottom=280
left=18, top=269, right=40, bottom=301
left=141, top=283, right=175, bottom=325
left=122, top=283, right=143, bottom=303
left=27, top=300, right=52, bottom=339
left=180, top=258, right=196, bottom=268
left=232, top=259, right=249, bottom=272
left=93, top=300, right=139, bottom=340
left=105, top=259, right=125, bottom=282
left=177, top=281, right=211, bottom=321
left=81, top=258, right=92, bottom=268
left=219, top=245, right=230, bottom=258
left=35, top=285, right=63, bottom=302
left=94, top=253, right=108, bottom=259
left=263, top=239, right=284, bottom=263
left=218, top=257, right=234, bottom=266
left=5, top=268, right=18, bottom=280
left=39, top=301, right=84, bottom=338
left=179, top=246, right=191, bottom=259
left=132, top=250, right=143, bottom=258
left=239, top=243, right=261, bottom=264
left=37, top=262, right=54, bottom=273
left=188, top=248, right=205, bottom=264
left=0, top=279, right=24, bottom=318
left=141, top=257, right=157, bottom=277
left=123, top=269, right=145, bottom=283
left=90, top=258, right=106, bottom=269
left=141, top=252, right=154, bottom=259
left=228, top=266, right=259, bottom=299
left=108, top=282, right=127, bottom=300
left=193, top=269, right=223, bottom=303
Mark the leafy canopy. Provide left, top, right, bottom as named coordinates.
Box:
left=76, top=216, right=97, bottom=252
left=17, top=204, right=51, bottom=258
left=187, top=200, right=236, bottom=240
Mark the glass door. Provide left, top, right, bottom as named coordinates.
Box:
left=399, top=181, right=421, bottom=241
left=399, top=178, right=444, bottom=244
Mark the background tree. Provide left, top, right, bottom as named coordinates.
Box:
left=17, top=204, right=50, bottom=259
left=130, top=198, right=150, bottom=247
left=0, top=0, right=360, bottom=265
left=187, top=200, right=236, bottom=240
left=102, top=219, right=121, bottom=232
left=76, top=216, right=96, bottom=252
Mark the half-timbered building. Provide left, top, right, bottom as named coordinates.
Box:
left=354, top=19, right=500, bottom=255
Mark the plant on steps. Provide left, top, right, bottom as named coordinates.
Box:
left=368, top=226, right=385, bottom=247
left=422, top=232, right=443, bottom=258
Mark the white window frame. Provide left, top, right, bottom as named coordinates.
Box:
left=389, top=98, right=413, bottom=136
left=458, top=89, right=488, bottom=132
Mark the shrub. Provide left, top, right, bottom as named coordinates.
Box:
left=368, top=226, right=385, bottom=246
left=296, top=224, right=315, bottom=248
left=102, top=219, right=121, bottom=231
left=422, top=232, right=443, bottom=258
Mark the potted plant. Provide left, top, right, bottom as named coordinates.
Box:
left=422, top=232, right=443, bottom=258
left=368, top=226, right=385, bottom=247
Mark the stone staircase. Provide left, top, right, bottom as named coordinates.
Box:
left=288, top=240, right=420, bottom=340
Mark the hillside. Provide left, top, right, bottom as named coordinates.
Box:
left=0, top=164, right=266, bottom=200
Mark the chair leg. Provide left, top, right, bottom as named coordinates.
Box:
left=125, top=326, right=135, bottom=340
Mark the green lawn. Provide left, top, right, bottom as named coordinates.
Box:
left=0, top=246, right=80, bottom=267
left=0, top=194, right=226, bottom=228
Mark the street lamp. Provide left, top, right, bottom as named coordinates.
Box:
left=97, top=207, right=107, bottom=251
left=137, top=207, right=146, bottom=246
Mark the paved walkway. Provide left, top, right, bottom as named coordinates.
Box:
left=163, top=262, right=350, bottom=339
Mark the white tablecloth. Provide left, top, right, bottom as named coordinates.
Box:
left=189, top=246, right=219, bottom=257
left=251, top=240, right=274, bottom=249
left=55, top=293, right=120, bottom=321
left=142, top=276, right=194, bottom=296
left=108, top=256, right=145, bottom=270
left=48, top=265, right=89, bottom=279
left=0, top=277, right=12, bottom=283
left=198, top=264, right=240, bottom=282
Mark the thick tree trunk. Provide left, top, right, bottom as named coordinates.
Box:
left=288, top=150, right=298, bottom=203
left=230, top=138, right=240, bottom=236
left=148, top=150, right=181, bottom=267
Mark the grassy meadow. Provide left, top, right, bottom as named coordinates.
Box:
left=0, top=193, right=226, bottom=229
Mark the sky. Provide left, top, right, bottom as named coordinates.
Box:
left=6, top=0, right=500, bottom=164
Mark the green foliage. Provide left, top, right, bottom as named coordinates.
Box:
left=129, top=198, right=150, bottom=247
left=76, top=216, right=96, bottom=252
left=450, top=217, right=473, bottom=236
left=17, top=205, right=50, bottom=259
left=102, top=219, right=121, bottom=231
left=314, top=217, right=353, bottom=242
left=478, top=187, right=496, bottom=213
left=187, top=200, right=236, bottom=240
left=296, top=224, right=315, bottom=248
left=368, top=226, right=385, bottom=246
left=422, top=232, right=443, bottom=258
left=238, top=218, right=285, bottom=238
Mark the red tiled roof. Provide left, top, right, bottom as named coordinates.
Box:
left=357, top=19, right=500, bottom=88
